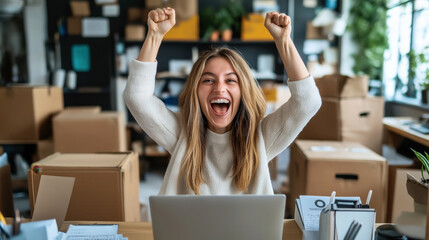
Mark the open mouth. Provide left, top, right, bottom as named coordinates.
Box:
left=210, top=98, right=230, bottom=115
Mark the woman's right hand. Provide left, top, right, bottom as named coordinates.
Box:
left=147, top=7, right=176, bottom=37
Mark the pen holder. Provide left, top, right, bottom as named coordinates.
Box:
left=319, top=201, right=376, bottom=240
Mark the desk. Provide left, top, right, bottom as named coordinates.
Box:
left=383, top=117, right=429, bottom=148
left=60, top=220, right=303, bottom=240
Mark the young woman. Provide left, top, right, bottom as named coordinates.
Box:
left=124, top=7, right=321, bottom=195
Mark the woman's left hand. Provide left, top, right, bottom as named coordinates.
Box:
left=264, top=12, right=291, bottom=41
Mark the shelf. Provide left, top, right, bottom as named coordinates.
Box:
left=124, top=39, right=275, bottom=46
left=63, top=87, right=111, bottom=94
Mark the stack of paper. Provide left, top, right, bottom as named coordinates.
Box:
left=66, top=224, right=127, bottom=240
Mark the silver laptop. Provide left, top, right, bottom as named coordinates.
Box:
left=149, top=194, right=286, bottom=240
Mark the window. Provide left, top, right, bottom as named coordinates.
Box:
left=383, top=0, right=429, bottom=103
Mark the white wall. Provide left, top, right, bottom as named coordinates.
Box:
left=24, top=0, right=47, bottom=85
left=339, top=0, right=357, bottom=76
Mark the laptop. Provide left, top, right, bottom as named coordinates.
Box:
left=149, top=194, right=286, bottom=240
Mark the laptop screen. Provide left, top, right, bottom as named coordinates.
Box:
left=150, top=194, right=286, bottom=240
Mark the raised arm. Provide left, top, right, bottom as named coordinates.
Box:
left=124, top=8, right=180, bottom=154
left=264, top=12, right=309, bottom=81
left=261, top=12, right=321, bottom=160
left=138, top=7, right=176, bottom=62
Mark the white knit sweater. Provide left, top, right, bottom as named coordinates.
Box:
left=124, top=59, right=321, bottom=195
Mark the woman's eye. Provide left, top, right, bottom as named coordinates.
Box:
left=227, top=79, right=237, bottom=83
left=202, top=79, right=213, bottom=83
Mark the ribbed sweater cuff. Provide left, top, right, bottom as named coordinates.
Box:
left=287, top=75, right=318, bottom=99
left=127, top=59, right=158, bottom=91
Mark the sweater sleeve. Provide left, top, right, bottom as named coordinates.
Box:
left=261, top=75, right=321, bottom=161
left=123, top=59, right=180, bottom=154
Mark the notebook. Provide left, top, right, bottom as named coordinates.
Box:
left=150, top=194, right=286, bottom=240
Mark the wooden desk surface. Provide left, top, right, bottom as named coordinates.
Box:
left=383, top=117, right=429, bottom=147
left=61, top=219, right=303, bottom=240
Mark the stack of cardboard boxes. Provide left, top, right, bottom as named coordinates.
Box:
left=289, top=75, right=388, bottom=222
left=0, top=85, right=139, bottom=221
left=298, top=74, right=385, bottom=154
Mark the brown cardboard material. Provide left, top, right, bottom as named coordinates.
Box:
left=125, top=24, right=146, bottom=41
left=288, top=140, right=388, bottom=223
left=28, top=152, right=140, bottom=221
left=70, top=0, right=90, bottom=17
left=391, top=169, right=421, bottom=222
left=67, top=17, right=82, bottom=35
left=37, top=138, right=55, bottom=160
left=298, top=96, right=384, bottom=154
left=63, top=106, right=101, bottom=114
left=0, top=164, right=14, bottom=217
left=32, top=175, right=75, bottom=228
left=145, top=0, right=162, bottom=8
left=315, top=74, right=369, bottom=98
left=306, top=21, right=325, bottom=39
left=0, top=86, right=64, bottom=143
left=128, top=7, right=144, bottom=22
left=53, top=111, right=127, bottom=153
left=427, top=188, right=429, bottom=240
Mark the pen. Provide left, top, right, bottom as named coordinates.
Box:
left=366, top=190, right=373, bottom=205
left=12, top=209, right=21, bottom=236
left=330, top=191, right=336, bottom=204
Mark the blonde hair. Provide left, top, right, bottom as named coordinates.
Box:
left=178, top=47, right=267, bottom=194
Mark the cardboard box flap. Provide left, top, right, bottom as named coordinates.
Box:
left=316, top=74, right=369, bottom=98
left=296, top=140, right=385, bottom=162
left=31, top=153, right=130, bottom=168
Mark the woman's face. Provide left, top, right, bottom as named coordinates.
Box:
left=198, top=57, right=241, bottom=134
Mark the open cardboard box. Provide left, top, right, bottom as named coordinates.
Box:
left=28, top=152, right=140, bottom=221
left=289, top=140, right=388, bottom=223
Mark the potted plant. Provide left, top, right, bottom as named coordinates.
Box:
left=347, top=0, right=389, bottom=96
left=200, top=0, right=247, bottom=42
left=408, top=148, right=429, bottom=211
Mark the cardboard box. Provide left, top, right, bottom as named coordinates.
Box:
left=315, top=74, right=369, bottom=98
left=0, top=164, right=14, bottom=217
left=0, top=86, right=64, bottom=142
left=125, top=24, right=146, bottom=41
left=241, top=14, right=273, bottom=41
left=427, top=189, right=429, bottom=240
left=67, top=17, right=82, bottom=35
left=63, top=106, right=101, bottom=114
left=28, top=152, right=140, bottom=221
left=164, top=15, right=199, bottom=41
left=288, top=140, right=388, bottom=223
left=128, top=7, right=144, bottom=22
left=306, top=21, right=325, bottom=39
left=37, top=138, right=55, bottom=160
left=391, top=169, right=421, bottom=222
left=53, top=111, right=127, bottom=153
left=70, top=0, right=90, bottom=17
left=145, top=0, right=162, bottom=8
left=298, top=96, right=384, bottom=154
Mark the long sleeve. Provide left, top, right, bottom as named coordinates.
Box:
left=261, top=76, right=321, bottom=160
left=123, top=59, right=180, bottom=153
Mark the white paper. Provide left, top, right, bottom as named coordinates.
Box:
left=66, top=224, right=126, bottom=240
left=310, top=146, right=336, bottom=152
left=67, top=224, right=118, bottom=235
left=6, top=219, right=59, bottom=240
left=102, top=5, right=120, bottom=17
left=297, top=195, right=361, bottom=231
left=82, top=18, right=110, bottom=37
